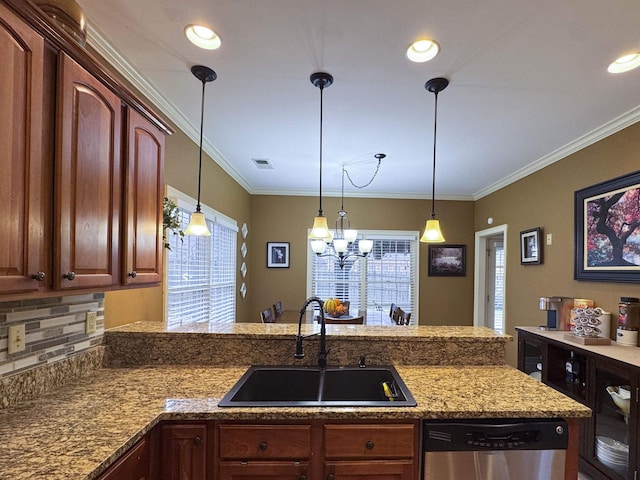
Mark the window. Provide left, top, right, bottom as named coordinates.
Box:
left=165, top=186, right=238, bottom=328
left=308, top=231, right=419, bottom=324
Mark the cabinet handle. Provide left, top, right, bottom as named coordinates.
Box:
left=31, top=272, right=46, bottom=281
left=365, top=440, right=375, bottom=450
left=128, top=271, right=137, bottom=278
left=327, top=475, right=335, bottom=480
left=193, top=436, right=202, bottom=446
left=63, top=272, right=76, bottom=281
left=299, top=475, right=307, bottom=480
left=259, top=441, right=268, bottom=451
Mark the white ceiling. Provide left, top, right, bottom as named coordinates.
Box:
left=77, top=0, right=640, bottom=200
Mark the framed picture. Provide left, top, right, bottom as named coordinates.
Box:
left=267, top=242, right=290, bottom=268
left=575, top=170, right=640, bottom=282
left=520, top=228, right=542, bottom=265
left=428, top=244, right=466, bottom=276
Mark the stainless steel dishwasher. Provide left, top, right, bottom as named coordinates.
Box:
left=422, top=418, right=568, bottom=480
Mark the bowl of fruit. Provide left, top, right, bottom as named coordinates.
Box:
left=323, top=298, right=347, bottom=318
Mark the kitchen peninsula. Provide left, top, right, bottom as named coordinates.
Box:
left=0, top=323, right=590, bottom=480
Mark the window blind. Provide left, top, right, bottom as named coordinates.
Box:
left=165, top=186, right=237, bottom=328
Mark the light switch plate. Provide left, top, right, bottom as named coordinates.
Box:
left=8, top=324, right=26, bottom=355
left=546, top=233, right=553, bottom=245
left=86, top=311, right=97, bottom=334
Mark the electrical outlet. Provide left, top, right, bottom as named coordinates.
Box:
left=8, top=324, right=26, bottom=355
left=546, top=233, right=553, bottom=245
left=86, top=311, right=97, bottom=334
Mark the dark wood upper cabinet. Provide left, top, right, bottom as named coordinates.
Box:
left=54, top=52, right=122, bottom=290
left=0, top=2, right=49, bottom=294
left=123, top=108, right=164, bottom=286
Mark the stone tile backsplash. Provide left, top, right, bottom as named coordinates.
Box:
left=0, top=293, right=105, bottom=378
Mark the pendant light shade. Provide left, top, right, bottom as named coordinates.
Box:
left=420, top=77, right=448, bottom=243
left=184, top=65, right=217, bottom=237
left=308, top=72, right=333, bottom=240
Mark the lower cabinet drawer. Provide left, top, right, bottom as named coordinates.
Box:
left=219, top=424, right=312, bottom=459
left=219, top=461, right=309, bottom=479
left=324, top=424, right=415, bottom=459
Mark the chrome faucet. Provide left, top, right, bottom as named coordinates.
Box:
left=295, top=296, right=329, bottom=368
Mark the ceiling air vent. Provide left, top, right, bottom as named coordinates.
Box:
left=252, top=158, right=273, bottom=170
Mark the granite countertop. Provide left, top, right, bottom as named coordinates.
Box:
left=108, top=320, right=514, bottom=341
left=0, top=363, right=591, bottom=480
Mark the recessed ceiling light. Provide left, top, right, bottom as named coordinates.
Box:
left=607, top=52, right=640, bottom=74
left=184, top=24, right=221, bottom=50
left=406, top=39, right=440, bottom=63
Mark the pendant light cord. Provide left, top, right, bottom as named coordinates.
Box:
left=430, top=90, right=439, bottom=219
left=196, top=78, right=206, bottom=213
left=318, top=83, right=325, bottom=217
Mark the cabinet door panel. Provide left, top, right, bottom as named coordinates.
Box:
left=97, top=437, right=149, bottom=480
left=55, top=52, right=121, bottom=289
left=160, top=423, right=207, bottom=480
left=0, top=3, right=48, bottom=293
left=123, top=109, right=164, bottom=285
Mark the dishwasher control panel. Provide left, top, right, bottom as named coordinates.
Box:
left=423, top=418, right=568, bottom=452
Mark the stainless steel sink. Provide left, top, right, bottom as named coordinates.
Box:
left=218, top=365, right=416, bottom=407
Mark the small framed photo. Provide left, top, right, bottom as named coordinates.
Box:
left=520, top=227, right=542, bottom=265
left=428, top=244, right=466, bottom=276
left=267, top=242, right=290, bottom=268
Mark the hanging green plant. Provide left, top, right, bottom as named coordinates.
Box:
left=163, top=197, right=184, bottom=250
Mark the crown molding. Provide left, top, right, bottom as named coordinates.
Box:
left=473, top=105, right=640, bottom=200
left=85, top=24, right=252, bottom=193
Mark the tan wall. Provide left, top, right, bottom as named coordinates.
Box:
left=476, top=121, right=640, bottom=365
left=249, top=195, right=476, bottom=325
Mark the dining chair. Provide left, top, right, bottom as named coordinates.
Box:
left=260, top=308, right=275, bottom=323
left=396, top=307, right=406, bottom=325
left=273, top=301, right=283, bottom=319
left=389, top=303, right=397, bottom=320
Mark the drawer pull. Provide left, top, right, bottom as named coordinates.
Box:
left=31, top=272, right=46, bottom=281
left=327, top=475, right=335, bottom=480
left=63, top=271, right=76, bottom=281
left=259, top=441, right=268, bottom=451
left=128, top=271, right=137, bottom=278
left=193, top=436, right=202, bottom=446
left=299, top=475, right=307, bottom=480
left=365, top=440, right=375, bottom=450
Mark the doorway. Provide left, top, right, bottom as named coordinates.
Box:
left=474, top=225, right=507, bottom=333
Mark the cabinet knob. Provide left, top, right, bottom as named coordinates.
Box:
left=327, top=475, right=335, bottom=480
left=259, top=441, right=268, bottom=451
left=193, top=436, right=202, bottom=446
left=299, top=475, right=307, bottom=480
left=63, top=272, right=76, bottom=281
left=31, top=272, right=46, bottom=281
left=128, top=271, right=137, bottom=278
left=365, top=440, right=375, bottom=450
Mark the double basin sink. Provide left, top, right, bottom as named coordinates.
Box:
left=218, top=365, right=416, bottom=407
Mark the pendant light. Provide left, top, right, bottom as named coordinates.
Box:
left=184, top=65, right=217, bottom=236
left=420, top=77, right=448, bottom=243
left=308, top=72, right=333, bottom=242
